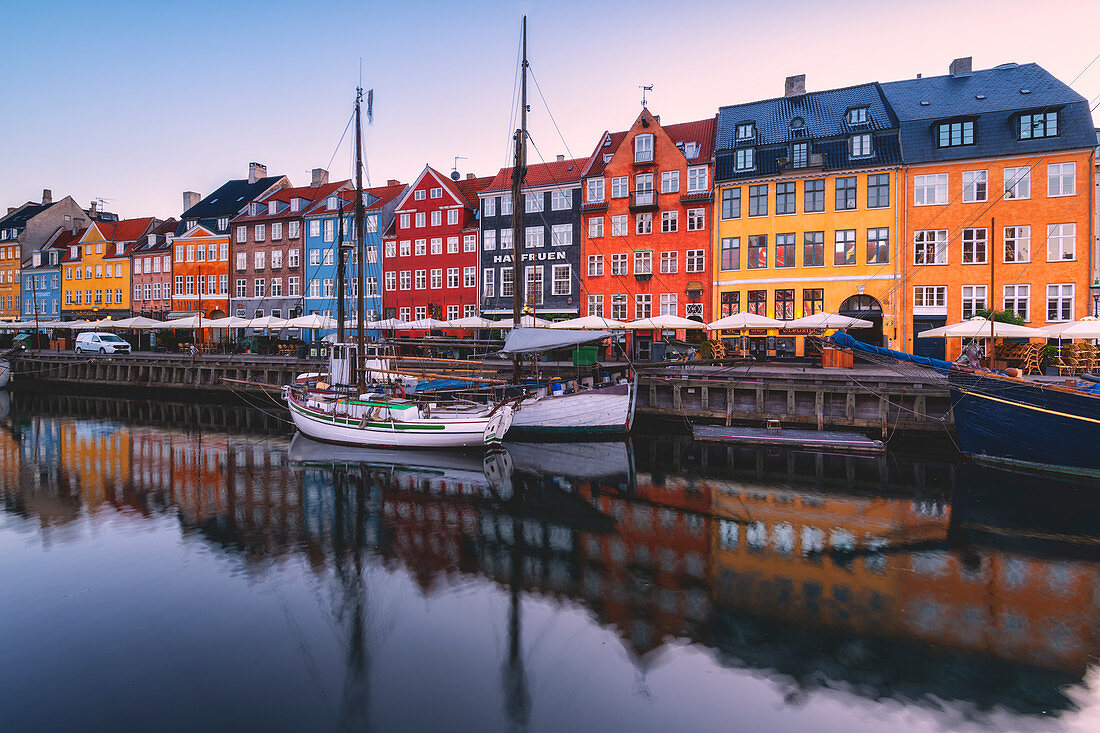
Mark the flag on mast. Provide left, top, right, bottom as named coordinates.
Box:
left=366, top=89, right=373, bottom=124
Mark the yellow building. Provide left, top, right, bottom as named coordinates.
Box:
left=61, top=218, right=156, bottom=321
left=712, top=77, right=903, bottom=354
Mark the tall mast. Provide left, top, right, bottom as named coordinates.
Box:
left=336, top=184, right=347, bottom=346
left=509, top=16, right=527, bottom=382
left=354, top=86, right=367, bottom=391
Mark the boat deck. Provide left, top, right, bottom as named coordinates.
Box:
left=692, top=423, right=885, bottom=454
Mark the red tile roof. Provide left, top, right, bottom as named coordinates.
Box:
left=483, top=157, right=589, bottom=194
left=233, top=181, right=350, bottom=222
left=582, top=131, right=628, bottom=178
left=330, top=181, right=409, bottom=213
left=581, top=114, right=717, bottom=179
left=97, top=217, right=156, bottom=243
left=453, top=175, right=495, bottom=208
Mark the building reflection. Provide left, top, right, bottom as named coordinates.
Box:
left=3, top=391, right=1100, bottom=721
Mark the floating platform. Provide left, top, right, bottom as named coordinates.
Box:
left=692, top=423, right=885, bottom=454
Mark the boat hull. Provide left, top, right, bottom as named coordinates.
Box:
left=949, top=372, right=1100, bottom=478
left=510, top=381, right=636, bottom=435
left=0, top=358, right=9, bottom=389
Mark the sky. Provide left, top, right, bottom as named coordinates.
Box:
left=2, top=0, right=1099, bottom=220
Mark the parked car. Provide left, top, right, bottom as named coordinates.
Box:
left=75, top=332, right=131, bottom=354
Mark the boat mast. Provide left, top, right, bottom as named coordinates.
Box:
left=354, top=86, right=368, bottom=391
left=509, top=16, right=527, bottom=383
left=336, top=178, right=347, bottom=346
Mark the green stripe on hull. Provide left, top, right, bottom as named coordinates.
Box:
left=290, top=402, right=446, bottom=430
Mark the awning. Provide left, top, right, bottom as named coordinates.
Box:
left=501, top=327, right=610, bottom=355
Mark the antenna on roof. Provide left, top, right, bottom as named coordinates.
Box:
left=451, top=155, right=468, bottom=181
left=639, top=84, right=653, bottom=107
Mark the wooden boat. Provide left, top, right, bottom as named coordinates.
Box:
left=508, top=379, right=636, bottom=434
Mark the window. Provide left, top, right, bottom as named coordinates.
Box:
left=288, top=221, right=300, bottom=239
left=748, top=184, right=768, bottom=216
left=415, top=239, right=426, bottom=256
left=834, top=230, right=856, bottom=265
left=747, top=235, right=767, bottom=269
left=914, top=286, right=949, bottom=313
left=835, top=177, right=857, bottom=210
left=633, top=250, right=652, bottom=275
left=791, top=142, right=809, bottom=168
left=588, top=217, right=604, bottom=238
left=1048, top=162, right=1075, bottom=196
left=525, top=192, right=544, bottom=213
left=914, top=230, right=949, bottom=265
left=270, top=278, right=282, bottom=297
left=446, top=209, right=459, bottom=226
left=464, top=235, right=476, bottom=252
left=849, top=134, right=872, bottom=157
left=686, top=208, right=705, bottom=231
left=1019, top=111, right=1058, bottom=139
left=254, top=251, right=265, bottom=270
left=501, top=195, right=513, bottom=215
left=775, top=234, right=795, bottom=268
left=499, top=230, right=512, bottom=251
left=1003, top=284, right=1030, bottom=322
left=552, top=264, right=571, bottom=296
left=495, top=267, right=512, bottom=298
left=483, top=230, right=497, bottom=251
left=611, top=294, right=628, bottom=321
left=481, top=196, right=497, bottom=218
left=611, top=177, right=628, bottom=198
left=636, top=213, right=652, bottom=235
left=914, top=173, right=949, bottom=205
left=588, top=254, right=604, bottom=276
left=446, top=268, right=459, bottom=288
left=525, top=226, right=544, bottom=248
left=802, top=180, right=825, bottom=213
left=270, top=222, right=283, bottom=241
left=288, top=248, right=299, bottom=267
left=414, top=306, right=426, bottom=320
left=687, top=166, right=708, bottom=192
left=550, top=224, right=572, bottom=246
left=720, top=237, right=740, bottom=271
left=587, top=179, right=604, bottom=203
left=962, top=170, right=988, bottom=202
left=634, top=133, right=654, bottom=163
left=661, top=211, right=678, bottom=233
left=236, top=226, right=247, bottom=243
left=399, top=307, right=411, bottom=321
left=410, top=270, right=425, bottom=290
left=430, top=210, right=441, bottom=227
left=747, top=290, right=766, bottom=316
left=551, top=189, right=572, bottom=211
left=863, top=174, right=889, bottom=209
left=322, top=249, right=334, bottom=266
left=400, top=240, right=412, bottom=257
left=235, top=279, right=246, bottom=297
left=661, top=171, right=680, bottom=193
left=525, top=266, right=544, bottom=305
left=803, top=288, right=824, bottom=316
left=611, top=253, right=628, bottom=275
left=429, top=187, right=442, bottom=199
left=962, top=228, right=987, bottom=264
left=431, top=238, right=442, bottom=255
left=414, top=190, right=425, bottom=201
left=1047, top=223, right=1076, bottom=261
left=307, top=279, right=320, bottom=298
left=961, top=285, right=987, bottom=319
left=846, top=107, right=869, bottom=125
left=1004, top=166, right=1031, bottom=200
left=867, top=228, right=889, bottom=265
left=383, top=271, right=396, bottom=291
left=660, top=251, right=678, bottom=274
left=735, top=122, right=755, bottom=140
left=634, top=293, right=652, bottom=320
left=398, top=213, right=411, bottom=230
left=659, top=292, right=678, bottom=316
left=588, top=294, right=604, bottom=317
left=415, top=212, right=425, bottom=228
left=720, top=291, right=740, bottom=317
left=775, top=289, right=795, bottom=320
left=482, top=269, right=495, bottom=298
left=734, top=148, right=754, bottom=171
left=721, top=188, right=741, bottom=219
left=937, top=120, right=974, bottom=147
left=1003, top=225, right=1030, bottom=263
left=775, top=182, right=796, bottom=215
left=184, top=246, right=194, bottom=263
left=399, top=270, right=411, bottom=290
left=464, top=266, right=475, bottom=287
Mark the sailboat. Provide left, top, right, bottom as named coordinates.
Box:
left=283, top=88, right=517, bottom=449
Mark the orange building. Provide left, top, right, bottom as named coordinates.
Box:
left=60, top=218, right=158, bottom=321
left=170, top=224, right=230, bottom=320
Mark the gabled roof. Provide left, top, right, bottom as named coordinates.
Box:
left=234, top=180, right=349, bottom=223
left=454, top=176, right=495, bottom=207
left=716, top=82, right=897, bottom=149
left=305, top=181, right=407, bottom=216
left=24, top=226, right=84, bottom=267
left=96, top=217, right=156, bottom=243
left=0, top=202, right=53, bottom=230
left=582, top=131, right=629, bottom=178
left=127, top=218, right=179, bottom=255
left=392, top=166, right=481, bottom=212
left=581, top=113, right=716, bottom=179
left=481, top=157, right=588, bottom=195
left=179, top=175, right=285, bottom=224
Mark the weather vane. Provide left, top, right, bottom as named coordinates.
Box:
left=639, top=84, right=653, bottom=107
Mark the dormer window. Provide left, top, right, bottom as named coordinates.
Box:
left=49, top=251, right=58, bottom=265
left=1018, top=111, right=1058, bottom=139
left=147, top=234, right=156, bottom=245
left=734, top=148, right=755, bottom=171
left=33, top=252, right=42, bottom=267
left=634, top=133, right=654, bottom=163
left=603, top=153, right=613, bottom=163
left=248, top=203, right=258, bottom=216
left=116, top=243, right=125, bottom=255
left=850, top=133, right=873, bottom=158
left=937, top=119, right=975, bottom=147
left=735, top=122, right=756, bottom=141
left=70, top=246, right=78, bottom=258
left=217, top=217, right=228, bottom=231
left=846, top=107, right=869, bottom=126
left=791, top=142, right=809, bottom=168
left=682, top=141, right=700, bottom=159
left=268, top=201, right=278, bottom=215
left=290, top=197, right=301, bottom=212
left=327, top=196, right=339, bottom=210
left=166, top=234, right=174, bottom=245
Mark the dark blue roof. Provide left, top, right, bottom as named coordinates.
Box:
left=881, top=63, right=1096, bottom=163
left=0, top=203, right=53, bottom=230
left=716, top=82, right=898, bottom=149
left=178, top=176, right=284, bottom=234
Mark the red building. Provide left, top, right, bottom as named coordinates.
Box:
left=382, top=166, right=491, bottom=327
left=128, top=218, right=178, bottom=319
left=580, top=109, right=716, bottom=359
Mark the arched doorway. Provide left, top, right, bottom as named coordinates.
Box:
left=838, top=294, right=884, bottom=346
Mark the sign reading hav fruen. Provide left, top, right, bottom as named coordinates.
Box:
left=491, top=251, right=568, bottom=264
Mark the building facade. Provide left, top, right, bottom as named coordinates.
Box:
left=381, top=166, right=488, bottom=324
left=20, top=226, right=74, bottom=321
left=129, top=219, right=178, bottom=319
left=581, top=111, right=716, bottom=357
left=479, top=156, right=586, bottom=319
left=882, top=59, right=1098, bottom=360
left=713, top=77, right=902, bottom=356
left=61, top=218, right=157, bottom=321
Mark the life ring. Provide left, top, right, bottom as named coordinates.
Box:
left=391, top=383, right=406, bottom=399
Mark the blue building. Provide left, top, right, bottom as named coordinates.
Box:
left=302, top=182, right=405, bottom=335
left=20, top=226, right=76, bottom=320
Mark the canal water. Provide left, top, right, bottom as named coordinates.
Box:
left=2, top=391, right=1100, bottom=733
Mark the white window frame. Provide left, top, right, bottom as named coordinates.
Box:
left=913, top=173, right=948, bottom=206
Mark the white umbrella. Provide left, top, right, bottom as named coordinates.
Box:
left=496, top=315, right=554, bottom=328
left=368, top=318, right=407, bottom=330
left=445, top=316, right=500, bottom=329
left=784, top=311, right=873, bottom=329
left=0, top=321, right=34, bottom=329
left=162, top=315, right=207, bottom=328
left=707, top=312, right=785, bottom=330
left=918, top=317, right=1049, bottom=339
left=286, top=314, right=338, bottom=330
left=549, top=315, right=630, bottom=330
left=202, top=316, right=250, bottom=328
left=402, top=318, right=447, bottom=330
left=244, top=315, right=290, bottom=329
left=623, top=314, right=707, bottom=330
left=101, top=316, right=165, bottom=329
left=1045, top=317, right=1100, bottom=340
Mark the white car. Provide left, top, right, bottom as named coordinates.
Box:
left=75, top=332, right=132, bottom=354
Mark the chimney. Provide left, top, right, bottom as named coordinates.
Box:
left=42, top=189, right=52, bottom=205
left=310, top=168, right=329, bottom=187
left=784, top=74, right=806, bottom=97
left=183, top=191, right=201, bottom=211
left=466, top=173, right=476, bottom=180
left=949, top=57, right=973, bottom=77
left=248, top=162, right=267, bottom=183
left=387, top=179, right=400, bottom=186
left=556, top=154, right=565, bottom=162
left=90, top=200, right=97, bottom=215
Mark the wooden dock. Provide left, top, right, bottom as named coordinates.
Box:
left=693, top=423, right=886, bottom=454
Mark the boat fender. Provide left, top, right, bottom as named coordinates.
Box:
left=1004, top=367, right=1022, bottom=378
left=392, top=383, right=406, bottom=399
left=280, top=385, right=291, bottom=401
left=422, top=402, right=431, bottom=418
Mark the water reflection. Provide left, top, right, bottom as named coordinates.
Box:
left=3, top=390, right=1100, bottom=732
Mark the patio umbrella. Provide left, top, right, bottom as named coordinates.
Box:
left=401, top=317, right=448, bottom=330
left=548, top=315, right=630, bottom=329
left=444, top=315, right=501, bottom=329
left=285, top=314, right=338, bottom=330
left=163, top=315, right=207, bottom=329
left=496, top=315, right=554, bottom=328
left=623, top=314, right=707, bottom=330
left=202, top=316, right=250, bottom=328
left=243, top=315, right=290, bottom=329
left=1045, top=317, right=1100, bottom=340
left=918, top=317, right=1050, bottom=339
left=706, top=312, right=785, bottom=330
left=101, top=316, right=165, bottom=329
left=368, top=318, right=408, bottom=330
left=784, top=311, right=873, bottom=329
